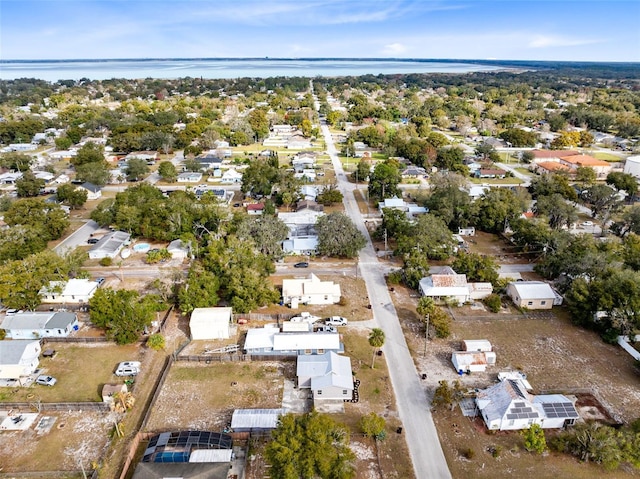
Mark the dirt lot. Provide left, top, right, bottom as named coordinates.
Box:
left=0, top=410, right=116, bottom=474
left=389, top=282, right=640, bottom=478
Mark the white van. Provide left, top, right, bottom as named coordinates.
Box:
left=115, top=361, right=141, bottom=377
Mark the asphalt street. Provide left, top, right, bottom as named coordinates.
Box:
left=318, top=93, right=452, bottom=478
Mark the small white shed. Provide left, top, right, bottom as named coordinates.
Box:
left=462, top=340, right=492, bottom=352
left=452, top=351, right=496, bottom=373
left=189, top=307, right=232, bottom=340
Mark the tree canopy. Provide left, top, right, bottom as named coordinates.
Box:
left=316, top=212, right=366, bottom=258
left=265, top=411, right=356, bottom=479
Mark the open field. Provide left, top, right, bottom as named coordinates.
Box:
left=0, top=343, right=143, bottom=403
left=387, top=281, right=640, bottom=478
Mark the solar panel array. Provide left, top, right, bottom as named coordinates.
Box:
left=541, top=402, right=579, bottom=419
left=506, top=402, right=540, bottom=420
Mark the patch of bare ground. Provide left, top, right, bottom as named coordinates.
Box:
left=0, top=410, right=116, bottom=473
left=389, top=282, right=640, bottom=478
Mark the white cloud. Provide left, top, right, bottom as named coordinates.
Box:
left=528, top=35, right=601, bottom=48
left=382, top=43, right=407, bottom=55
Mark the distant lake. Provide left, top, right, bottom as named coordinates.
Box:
left=0, top=58, right=505, bottom=82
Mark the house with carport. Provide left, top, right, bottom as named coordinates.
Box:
left=0, top=340, right=41, bottom=384
left=88, top=231, right=131, bottom=260
left=243, top=325, right=342, bottom=356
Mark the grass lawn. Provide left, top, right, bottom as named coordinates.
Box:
left=0, top=343, right=142, bottom=403
left=592, top=152, right=625, bottom=162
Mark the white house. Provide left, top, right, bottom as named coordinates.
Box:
left=297, top=352, right=353, bottom=404
left=379, top=197, right=428, bottom=218
left=247, top=203, right=265, bottom=215
left=167, top=239, right=190, bottom=260
left=451, top=351, right=496, bottom=373
left=243, top=326, right=342, bottom=356
left=39, top=279, right=99, bottom=304
left=0, top=340, right=41, bottom=382
left=88, top=231, right=131, bottom=260
left=189, top=307, right=232, bottom=340
left=1, top=311, right=78, bottom=339
left=476, top=375, right=579, bottom=431
left=419, top=267, right=492, bottom=305
left=282, top=236, right=318, bottom=255
left=177, top=172, right=203, bottom=183
left=287, top=135, right=312, bottom=149
left=282, top=274, right=341, bottom=308
left=220, top=169, right=243, bottom=184
left=278, top=210, right=324, bottom=237
left=506, top=281, right=562, bottom=310
left=79, top=182, right=102, bottom=200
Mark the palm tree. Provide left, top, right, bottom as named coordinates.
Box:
left=369, top=328, right=386, bottom=369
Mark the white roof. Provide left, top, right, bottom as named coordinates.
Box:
left=509, top=281, right=555, bottom=299
left=282, top=274, right=340, bottom=299
left=40, top=279, right=98, bottom=297
left=189, top=449, right=232, bottom=463
left=463, top=340, right=492, bottom=352
left=244, top=326, right=279, bottom=349
left=282, top=236, right=318, bottom=253
left=381, top=197, right=405, bottom=208
left=231, top=408, right=285, bottom=430
left=190, top=307, right=232, bottom=325
left=90, top=231, right=130, bottom=255
left=1, top=311, right=76, bottom=331
left=273, top=333, right=340, bottom=351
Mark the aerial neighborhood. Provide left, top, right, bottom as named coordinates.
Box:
left=1, top=65, right=640, bottom=479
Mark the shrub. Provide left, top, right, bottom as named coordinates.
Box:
left=146, top=333, right=165, bottom=351
left=463, top=448, right=475, bottom=459
left=387, top=270, right=403, bottom=284
left=484, top=293, right=502, bottom=313
left=99, top=257, right=113, bottom=266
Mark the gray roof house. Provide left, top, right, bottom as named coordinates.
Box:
left=506, top=281, right=562, bottom=310
left=0, top=340, right=41, bottom=381
left=88, top=231, right=131, bottom=259
left=297, top=352, right=353, bottom=407
left=79, top=182, right=102, bottom=200
left=243, top=325, right=343, bottom=356
left=1, top=311, right=78, bottom=339
left=476, top=375, right=579, bottom=430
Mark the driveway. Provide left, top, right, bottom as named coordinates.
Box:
left=316, top=87, right=451, bottom=478
left=54, top=220, right=100, bottom=255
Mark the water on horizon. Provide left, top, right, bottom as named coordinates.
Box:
left=0, top=59, right=503, bottom=82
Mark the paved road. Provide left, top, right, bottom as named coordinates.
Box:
left=54, top=220, right=100, bottom=255
left=496, top=162, right=533, bottom=186
left=317, top=99, right=452, bottom=477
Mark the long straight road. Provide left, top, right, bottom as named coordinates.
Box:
left=318, top=117, right=452, bottom=478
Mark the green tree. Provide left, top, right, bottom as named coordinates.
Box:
left=607, top=171, right=638, bottom=198
left=0, top=250, right=67, bottom=310
left=146, top=248, right=171, bottom=264
left=15, top=170, right=45, bottom=197
left=89, top=288, right=163, bottom=344
left=368, top=160, right=401, bottom=201
left=178, top=263, right=220, bottom=314
left=432, top=380, right=453, bottom=409
left=575, top=166, right=597, bottom=187
left=72, top=141, right=104, bottom=166
left=451, top=252, right=499, bottom=284
left=0, top=225, right=47, bottom=261
left=622, top=234, right=640, bottom=271
left=4, top=198, right=69, bottom=241
left=316, top=212, right=366, bottom=258
left=147, top=333, right=165, bottom=351
left=522, top=424, right=547, bottom=454
left=582, top=184, right=622, bottom=225
left=0, top=152, right=34, bottom=171
left=55, top=136, right=73, bottom=150
left=247, top=109, right=270, bottom=141
left=484, top=293, right=502, bottom=313
left=125, top=157, right=149, bottom=181
left=369, top=328, right=385, bottom=369
left=353, top=159, right=371, bottom=183
left=396, top=214, right=455, bottom=260
left=55, top=183, right=88, bottom=209
left=236, top=215, right=289, bottom=259
left=157, top=161, right=178, bottom=182
left=359, top=412, right=386, bottom=440
left=265, top=411, right=356, bottom=479
left=534, top=193, right=578, bottom=230
left=75, top=161, right=110, bottom=186
left=499, top=128, right=539, bottom=147
left=316, top=186, right=344, bottom=206
left=474, top=188, right=530, bottom=233
left=376, top=208, right=412, bottom=241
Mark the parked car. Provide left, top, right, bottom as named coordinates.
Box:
left=325, top=316, right=348, bottom=326
left=581, top=221, right=594, bottom=227
left=35, top=375, right=57, bottom=386
left=96, top=277, right=105, bottom=286
left=315, top=325, right=337, bottom=333
left=294, top=261, right=309, bottom=268
left=115, top=361, right=141, bottom=377
left=87, top=238, right=99, bottom=244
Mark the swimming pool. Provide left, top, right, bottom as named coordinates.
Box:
left=133, top=243, right=150, bottom=253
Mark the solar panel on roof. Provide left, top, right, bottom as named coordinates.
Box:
left=514, top=402, right=525, bottom=407
left=527, top=412, right=538, bottom=418
left=507, top=414, right=518, bottom=419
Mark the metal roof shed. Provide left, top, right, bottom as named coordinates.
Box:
left=231, top=408, right=285, bottom=432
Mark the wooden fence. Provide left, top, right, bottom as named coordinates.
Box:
left=176, top=353, right=296, bottom=363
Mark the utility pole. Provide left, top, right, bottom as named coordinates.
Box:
left=384, top=228, right=388, bottom=256
left=424, top=314, right=430, bottom=356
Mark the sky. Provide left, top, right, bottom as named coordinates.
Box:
left=1, top=0, right=639, bottom=62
